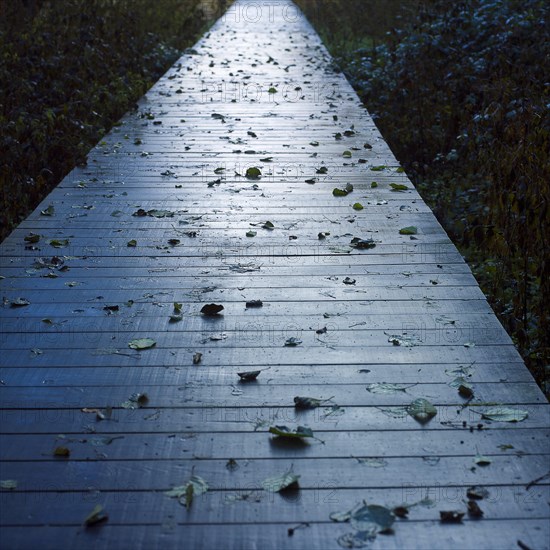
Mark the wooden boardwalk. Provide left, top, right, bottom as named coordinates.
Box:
left=1, top=1, right=549, bottom=548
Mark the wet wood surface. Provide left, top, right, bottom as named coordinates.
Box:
left=0, top=1, right=548, bottom=548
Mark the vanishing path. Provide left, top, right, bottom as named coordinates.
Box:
left=1, top=1, right=548, bottom=548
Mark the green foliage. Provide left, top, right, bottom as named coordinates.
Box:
left=0, top=0, right=228, bottom=240
left=295, top=0, right=420, bottom=52
left=298, top=0, right=549, bottom=393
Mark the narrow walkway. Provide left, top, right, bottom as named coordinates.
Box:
left=1, top=1, right=548, bottom=548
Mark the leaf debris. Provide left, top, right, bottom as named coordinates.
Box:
left=84, top=504, right=108, bottom=527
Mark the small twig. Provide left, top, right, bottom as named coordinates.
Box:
left=517, top=540, right=533, bottom=550
left=526, top=470, right=550, bottom=490
left=287, top=522, right=310, bottom=536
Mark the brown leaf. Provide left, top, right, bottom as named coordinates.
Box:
left=439, top=510, right=464, bottom=523
left=200, top=303, right=224, bottom=316
left=467, top=500, right=484, bottom=518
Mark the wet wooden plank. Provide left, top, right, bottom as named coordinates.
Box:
left=0, top=345, right=526, bottom=369
left=0, top=361, right=532, bottom=386
left=1, top=429, right=549, bottom=461
left=0, top=381, right=544, bottom=409
left=2, top=456, right=549, bottom=493
left=2, top=404, right=548, bottom=434
left=1, top=486, right=548, bottom=525
left=0, top=521, right=548, bottom=550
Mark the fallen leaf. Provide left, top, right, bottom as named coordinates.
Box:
left=467, top=500, right=483, bottom=518
left=0, top=480, right=17, bottom=490
left=352, top=203, right=363, bottom=210
left=226, top=458, right=239, bottom=471
left=387, top=334, right=419, bottom=347
left=193, top=352, right=202, bottom=365
left=128, top=338, right=156, bottom=350
left=390, top=183, right=409, bottom=191
left=366, top=383, right=412, bottom=395
left=356, top=457, right=388, bottom=468
left=407, top=398, right=437, bottom=424
left=480, top=407, right=528, bottom=422
left=246, top=230, right=257, bottom=237
left=127, top=239, right=137, bottom=247
left=440, top=510, right=464, bottom=523
left=121, top=392, right=149, bottom=409
left=24, top=233, right=40, bottom=243
left=53, top=446, right=70, bottom=457
left=48, top=239, right=69, bottom=248
left=330, top=509, right=353, bottom=522
left=269, top=425, right=314, bottom=440
left=284, top=337, right=302, bottom=346
left=41, top=205, right=55, bottom=216
left=246, top=167, right=262, bottom=179
left=165, top=476, right=208, bottom=508
left=9, top=298, right=30, bottom=308
left=399, top=226, right=418, bottom=235
left=448, top=376, right=471, bottom=389
left=132, top=208, right=175, bottom=218
left=200, top=303, right=224, bottom=316
left=350, top=237, right=376, bottom=249
left=294, top=396, right=334, bottom=409
left=262, top=220, right=274, bottom=229
left=81, top=407, right=112, bottom=421
left=84, top=504, right=108, bottom=527
left=245, top=300, right=263, bottom=308
left=458, top=384, right=474, bottom=399
left=474, top=452, right=492, bottom=466
left=350, top=504, right=395, bottom=533
left=262, top=469, right=300, bottom=492
left=237, top=369, right=262, bottom=381
left=393, top=506, right=409, bottom=518
left=287, top=523, right=309, bottom=537
left=467, top=486, right=489, bottom=500
left=337, top=530, right=377, bottom=548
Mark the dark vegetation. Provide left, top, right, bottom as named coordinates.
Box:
left=0, top=0, right=227, bottom=240
left=297, top=0, right=549, bottom=394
